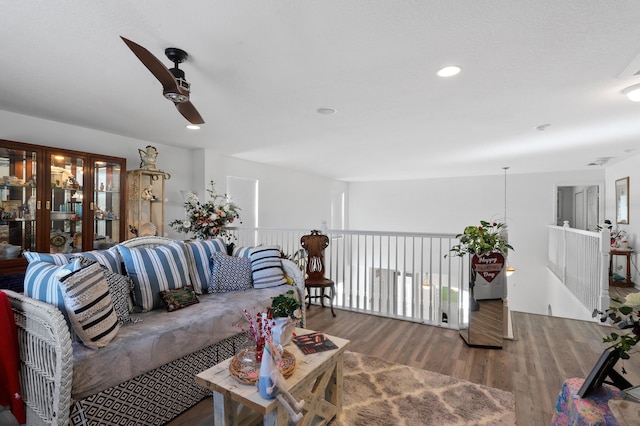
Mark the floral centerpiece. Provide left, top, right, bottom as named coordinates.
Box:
left=169, top=180, right=240, bottom=240
left=449, top=220, right=513, bottom=257
left=594, top=292, right=640, bottom=367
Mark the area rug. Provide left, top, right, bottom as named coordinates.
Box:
left=330, top=351, right=516, bottom=426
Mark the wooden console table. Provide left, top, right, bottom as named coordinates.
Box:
left=195, top=329, right=350, bottom=426
left=609, top=249, right=635, bottom=288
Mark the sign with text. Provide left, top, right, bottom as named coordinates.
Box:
left=472, top=253, right=506, bottom=300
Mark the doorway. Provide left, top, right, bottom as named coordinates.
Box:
left=556, top=185, right=600, bottom=231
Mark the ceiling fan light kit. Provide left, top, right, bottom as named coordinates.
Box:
left=120, top=36, right=204, bottom=124
left=437, top=65, right=462, bottom=77
left=622, top=83, right=640, bottom=102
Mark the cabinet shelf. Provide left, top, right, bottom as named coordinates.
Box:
left=127, top=169, right=168, bottom=237
left=51, top=187, right=83, bottom=192
left=0, top=184, right=35, bottom=189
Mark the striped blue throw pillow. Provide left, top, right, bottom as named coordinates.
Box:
left=249, top=245, right=287, bottom=289
left=232, top=246, right=253, bottom=258
left=24, top=249, right=122, bottom=274
left=184, top=238, right=226, bottom=294
left=23, top=252, right=70, bottom=265
left=70, top=248, right=123, bottom=274
left=24, top=259, right=81, bottom=332
left=118, top=241, right=191, bottom=312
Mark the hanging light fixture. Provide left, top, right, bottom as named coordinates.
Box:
left=622, top=84, right=640, bottom=102
left=503, top=166, right=516, bottom=276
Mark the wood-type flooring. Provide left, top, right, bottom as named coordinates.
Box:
left=169, top=288, right=639, bottom=426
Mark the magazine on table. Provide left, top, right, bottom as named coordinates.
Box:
left=292, top=332, right=338, bottom=354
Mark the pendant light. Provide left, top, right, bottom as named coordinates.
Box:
left=503, top=166, right=516, bottom=276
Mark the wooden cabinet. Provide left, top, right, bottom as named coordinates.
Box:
left=126, top=169, right=170, bottom=238
left=0, top=139, right=126, bottom=273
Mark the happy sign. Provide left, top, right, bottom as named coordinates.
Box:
left=472, top=253, right=505, bottom=283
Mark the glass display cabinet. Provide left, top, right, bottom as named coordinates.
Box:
left=93, top=159, right=123, bottom=249
left=0, top=144, right=38, bottom=272
left=49, top=152, right=84, bottom=254
left=0, top=139, right=126, bottom=274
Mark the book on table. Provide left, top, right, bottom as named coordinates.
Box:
left=292, top=332, right=338, bottom=354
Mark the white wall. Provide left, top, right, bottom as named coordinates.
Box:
left=0, top=110, right=349, bottom=241
left=348, top=169, right=605, bottom=315
left=545, top=269, right=594, bottom=321
left=605, top=156, right=640, bottom=289
left=190, top=148, right=349, bottom=230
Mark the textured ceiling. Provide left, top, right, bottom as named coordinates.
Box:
left=2, top=1, right=640, bottom=181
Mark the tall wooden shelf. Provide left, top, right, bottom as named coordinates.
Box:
left=0, top=139, right=126, bottom=274
left=126, top=169, right=170, bottom=238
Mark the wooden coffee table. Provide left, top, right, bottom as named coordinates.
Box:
left=195, top=328, right=350, bottom=426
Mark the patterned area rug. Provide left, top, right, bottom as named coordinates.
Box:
left=331, top=351, right=516, bottom=426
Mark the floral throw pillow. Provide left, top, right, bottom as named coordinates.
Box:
left=160, top=285, right=199, bottom=312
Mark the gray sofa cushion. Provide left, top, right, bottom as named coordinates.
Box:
left=71, top=284, right=297, bottom=399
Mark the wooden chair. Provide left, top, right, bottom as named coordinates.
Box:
left=300, top=230, right=336, bottom=317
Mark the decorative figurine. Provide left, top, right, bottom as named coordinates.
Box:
left=257, top=340, right=305, bottom=423
left=138, top=145, right=159, bottom=170
left=141, top=185, right=155, bottom=201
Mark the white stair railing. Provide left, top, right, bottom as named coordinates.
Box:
left=227, top=227, right=463, bottom=329
left=547, top=223, right=610, bottom=313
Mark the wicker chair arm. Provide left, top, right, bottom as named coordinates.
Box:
left=3, top=289, right=72, bottom=426
left=118, top=235, right=175, bottom=249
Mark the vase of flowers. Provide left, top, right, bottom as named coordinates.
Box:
left=237, top=308, right=273, bottom=363
left=268, top=290, right=302, bottom=347
left=169, top=180, right=240, bottom=240
left=450, top=220, right=514, bottom=300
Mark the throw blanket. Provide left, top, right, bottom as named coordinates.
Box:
left=0, top=291, right=25, bottom=424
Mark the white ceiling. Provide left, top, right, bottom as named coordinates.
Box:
left=2, top=1, right=640, bottom=181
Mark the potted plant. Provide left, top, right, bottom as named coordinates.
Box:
left=268, top=290, right=301, bottom=347
left=594, top=293, right=640, bottom=364
left=450, top=220, right=514, bottom=300
left=449, top=220, right=513, bottom=257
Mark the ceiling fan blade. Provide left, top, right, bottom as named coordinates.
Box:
left=176, top=101, right=205, bottom=125
left=120, top=36, right=179, bottom=93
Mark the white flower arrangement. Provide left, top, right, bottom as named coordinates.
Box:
left=169, top=180, right=240, bottom=240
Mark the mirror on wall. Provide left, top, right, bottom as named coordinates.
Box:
left=556, top=185, right=600, bottom=231
left=615, top=177, right=629, bottom=224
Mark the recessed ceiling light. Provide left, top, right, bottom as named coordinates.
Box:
left=186, top=124, right=201, bottom=130
left=622, top=83, right=640, bottom=102
left=437, top=65, right=462, bottom=77
left=317, top=107, right=337, bottom=115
